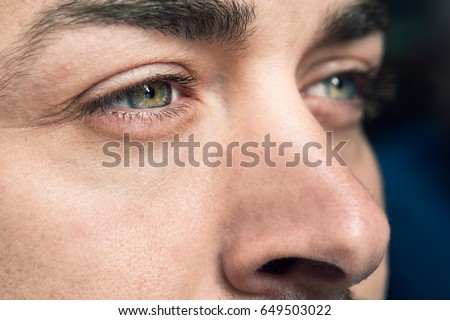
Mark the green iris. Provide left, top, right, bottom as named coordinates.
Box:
left=306, top=74, right=358, bottom=100
left=127, top=82, right=173, bottom=109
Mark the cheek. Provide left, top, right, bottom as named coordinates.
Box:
left=0, top=136, right=218, bottom=298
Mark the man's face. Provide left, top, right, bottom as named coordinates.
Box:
left=0, top=0, right=390, bottom=299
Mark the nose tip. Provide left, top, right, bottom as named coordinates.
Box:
left=222, top=214, right=389, bottom=298
left=221, top=169, right=390, bottom=298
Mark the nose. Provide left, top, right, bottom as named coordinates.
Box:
left=220, top=78, right=390, bottom=298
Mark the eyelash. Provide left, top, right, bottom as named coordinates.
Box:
left=303, top=69, right=393, bottom=100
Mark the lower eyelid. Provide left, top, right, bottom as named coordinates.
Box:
left=301, top=95, right=364, bottom=129
left=80, top=100, right=198, bottom=141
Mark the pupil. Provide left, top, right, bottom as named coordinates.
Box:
left=143, top=85, right=156, bottom=99
left=331, top=77, right=343, bottom=89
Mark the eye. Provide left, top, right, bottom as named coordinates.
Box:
left=304, top=74, right=359, bottom=100
left=70, top=68, right=199, bottom=139
left=300, top=68, right=394, bottom=129
left=300, top=72, right=370, bottom=128
left=112, top=81, right=182, bottom=110
left=78, top=71, right=196, bottom=117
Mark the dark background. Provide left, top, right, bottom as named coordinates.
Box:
left=365, top=0, right=450, bottom=299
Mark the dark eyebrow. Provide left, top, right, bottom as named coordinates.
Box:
left=316, top=0, right=389, bottom=48
left=0, top=0, right=255, bottom=96
left=28, top=0, right=256, bottom=44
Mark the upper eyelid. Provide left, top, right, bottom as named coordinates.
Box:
left=64, top=64, right=196, bottom=103
left=95, top=73, right=197, bottom=100
left=84, top=75, right=194, bottom=110
left=298, top=59, right=379, bottom=92
left=82, top=64, right=197, bottom=97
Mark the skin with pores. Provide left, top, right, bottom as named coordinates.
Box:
left=0, top=0, right=389, bottom=299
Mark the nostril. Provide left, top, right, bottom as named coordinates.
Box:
left=258, top=257, right=346, bottom=282
left=258, top=257, right=299, bottom=275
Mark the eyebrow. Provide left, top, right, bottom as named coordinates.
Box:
left=317, top=0, right=389, bottom=47
left=20, top=0, right=387, bottom=54
left=0, top=0, right=255, bottom=96
left=28, top=0, right=256, bottom=44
